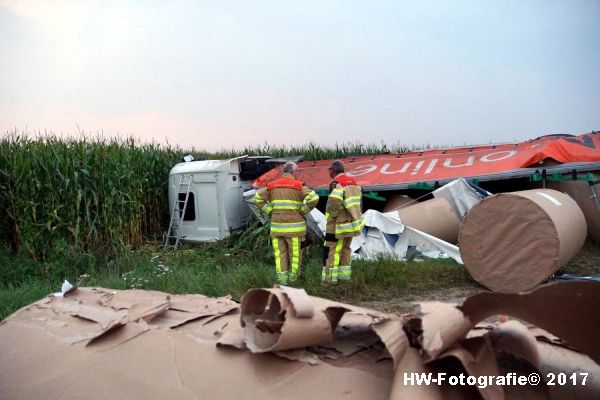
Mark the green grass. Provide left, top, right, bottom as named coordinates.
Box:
left=0, top=235, right=471, bottom=320
left=2, top=237, right=599, bottom=321
left=559, top=239, right=600, bottom=275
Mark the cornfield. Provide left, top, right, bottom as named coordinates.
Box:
left=210, top=141, right=419, bottom=161
left=0, top=131, right=424, bottom=260
left=0, top=134, right=183, bottom=260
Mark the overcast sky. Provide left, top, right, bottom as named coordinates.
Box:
left=1, top=1, right=599, bottom=151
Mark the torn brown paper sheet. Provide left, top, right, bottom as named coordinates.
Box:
left=149, top=294, right=239, bottom=329
left=487, top=320, right=541, bottom=368
left=0, top=287, right=393, bottom=400
left=239, top=287, right=347, bottom=352
left=409, top=281, right=600, bottom=365
left=324, top=312, right=388, bottom=357
left=169, top=293, right=239, bottom=315
left=1, top=282, right=599, bottom=400
left=236, top=287, right=400, bottom=356
left=460, top=281, right=600, bottom=364
left=400, top=281, right=600, bottom=399
left=98, top=289, right=171, bottom=322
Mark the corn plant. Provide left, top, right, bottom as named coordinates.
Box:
left=0, top=133, right=185, bottom=260
left=205, top=141, right=424, bottom=161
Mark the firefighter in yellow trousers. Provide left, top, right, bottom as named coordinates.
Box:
left=254, top=162, right=319, bottom=285
left=323, top=160, right=364, bottom=284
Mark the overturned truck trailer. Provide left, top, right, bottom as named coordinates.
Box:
left=169, top=132, right=600, bottom=243
left=252, top=132, right=600, bottom=194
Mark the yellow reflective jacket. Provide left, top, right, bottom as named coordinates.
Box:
left=254, top=173, right=319, bottom=237
left=326, top=173, right=364, bottom=239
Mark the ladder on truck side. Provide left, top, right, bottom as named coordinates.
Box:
left=164, top=175, right=192, bottom=251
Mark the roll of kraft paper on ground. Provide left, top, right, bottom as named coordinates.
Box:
left=382, top=194, right=414, bottom=213
left=459, top=189, right=587, bottom=293
left=547, top=178, right=600, bottom=242
left=396, top=197, right=461, bottom=244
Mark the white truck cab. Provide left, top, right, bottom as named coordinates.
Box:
left=167, top=155, right=301, bottom=242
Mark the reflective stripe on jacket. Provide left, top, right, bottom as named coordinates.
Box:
left=326, top=173, right=364, bottom=238
left=253, top=173, right=319, bottom=237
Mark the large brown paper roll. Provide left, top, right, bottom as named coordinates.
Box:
left=547, top=179, right=600, bottom=242
left=459, top=189, right=586, bottom=293
left=397, top=197, right=461, bottom=244
left=382, top=194, right=414, bottom=213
